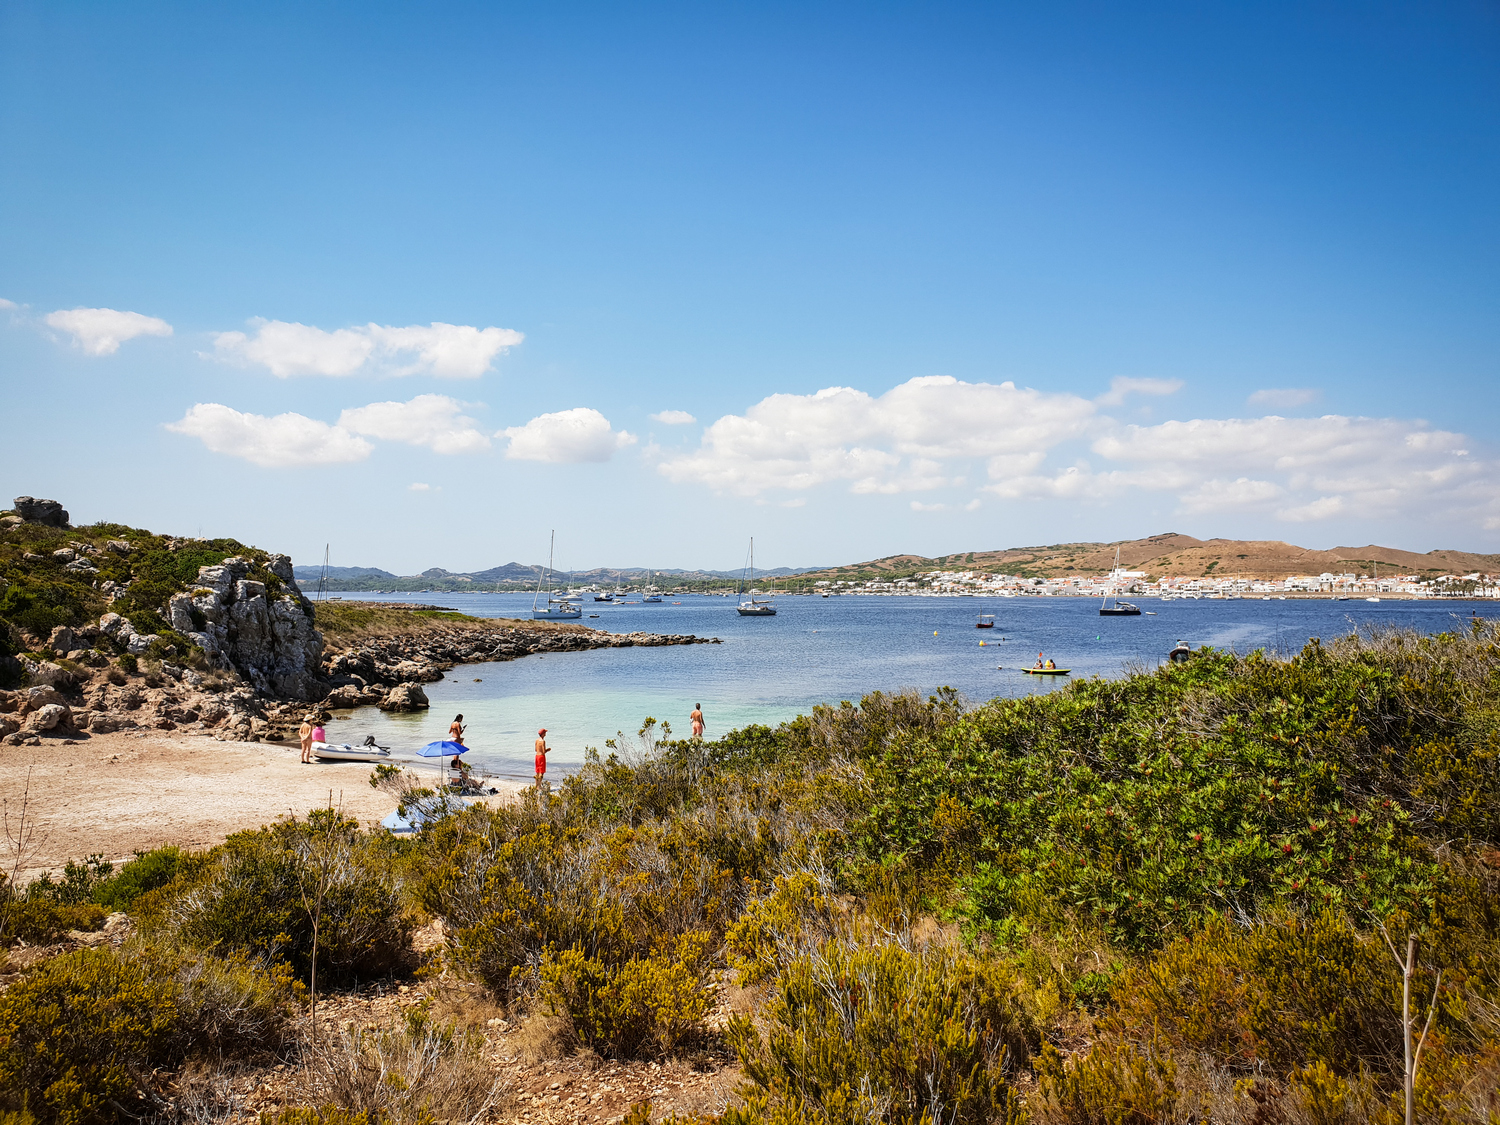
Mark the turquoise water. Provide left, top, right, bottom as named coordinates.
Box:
left=318, top=591, right=1492, bottom=781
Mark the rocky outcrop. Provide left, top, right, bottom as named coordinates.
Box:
left=379, top=683, right=429, bottom=712
left=321, top=622, right=718, bottom=710
left=12, top=496, right=69, bottom=527
left=167, top=555, right=328, bottom=701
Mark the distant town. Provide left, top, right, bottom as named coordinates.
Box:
left=845, top=567, right=1498, bottom=599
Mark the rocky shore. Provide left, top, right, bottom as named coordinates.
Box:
left=1, top=600, right=717, bottom=747
left=1, top=500, right=720, bottom=748
left=320, top=612, right=719, bottom=713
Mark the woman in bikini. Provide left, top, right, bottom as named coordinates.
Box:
left=690, top=704, right=705, bottom=740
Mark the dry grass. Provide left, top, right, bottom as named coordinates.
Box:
left=512, top=1010, right=576, bottom=1064
left=300, top=1012, right=507, bottom=1125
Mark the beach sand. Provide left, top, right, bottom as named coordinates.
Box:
left=1, top=730, right=527, bottom=882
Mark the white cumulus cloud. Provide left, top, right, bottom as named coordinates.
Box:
left=657, top=376, right=1095, bottom=496
left=46, top=307, right=173, bottom=355
left=166, top=404, right=372, bottom=468
left=500, top=408, right=638, bottom=463
left=339, top=394, right=490, bottom=454
left=0, top=298, right=15, bottom=310
left=985, top=413, right=1494, bottom=525
left=213, top=318, right=523, bottom=378
left=651, top=410, right=697, bottom=425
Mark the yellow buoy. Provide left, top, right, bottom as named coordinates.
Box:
left=979, top=640, right=985, bottom=646
left=934, top=630, right=939, bottom=635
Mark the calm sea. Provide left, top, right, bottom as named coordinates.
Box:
left=320, top=591, right=1492, bottom=780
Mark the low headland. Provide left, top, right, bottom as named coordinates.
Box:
left=0, top=498, right=717, bottom=748
left=3, top=498, right=1499, bottom=1125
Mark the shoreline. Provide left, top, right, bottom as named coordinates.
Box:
left=0, top=728, right=527, bottom=883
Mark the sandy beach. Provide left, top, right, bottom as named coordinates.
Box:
left=1, top=730, right=527, bottom=882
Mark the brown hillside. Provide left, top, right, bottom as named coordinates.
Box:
left=801, top=533, right=1500, bottom=582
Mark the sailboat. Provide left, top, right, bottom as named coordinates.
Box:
left=737, top=539, right=777, bottom=617
left=642, top=569, right=662, bottom=603
left=1099, top=546, right=1142, bottom=616
left=531, top=531, right=582, bottom=620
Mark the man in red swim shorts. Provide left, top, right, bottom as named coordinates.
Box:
left=534, top=728, right=549, bottom=785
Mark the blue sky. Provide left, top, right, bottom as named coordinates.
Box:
left=2, top=1, right=1497, bottom=573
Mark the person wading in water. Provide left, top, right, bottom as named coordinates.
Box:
left=690, top=703, right=705, bottom=740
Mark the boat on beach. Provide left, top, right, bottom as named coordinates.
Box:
left=311, top=740, right=391, bottom=762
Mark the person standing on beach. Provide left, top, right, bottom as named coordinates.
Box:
left=690, top=704, right=705, bottom=740
left=311, top=717, right=327, bottom=744
left=534, top=729, right=549, bottom=785
left=298, top=715, right=314, bottom=764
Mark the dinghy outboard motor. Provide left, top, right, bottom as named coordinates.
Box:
left=362, top=734, right=391, bottom=750
left=1168, top=640, right=1192, bottom=665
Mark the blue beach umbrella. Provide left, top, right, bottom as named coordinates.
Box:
left=417, top=740, right=467, bottom=783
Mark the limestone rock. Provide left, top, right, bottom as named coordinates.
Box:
left=26, top=703, right=70, bottom=731
left=26, top=685, right=68, bottom=710
left=48, top=626, right=78, bottom=655
left=52, top=547, right=77, bottom=562
left=170, top=556, right=326, bottom=701
left=20, top=658, right=75, bottom=689
left=0, top=715, right=18, bottom=738
left=13, top=496, right=69, bottom=527
left=379, top=683, right=429, bottom=712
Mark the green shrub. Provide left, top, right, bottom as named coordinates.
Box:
left=726, top=939, right=1029, bottom=1125
left=540, top=931, right=713, bottom=1059
left=0, top=900, right=106, bottom=944
left=168, top=810, right=409, bottom=983
left=135, top=941, right=297, bottom=1057
left=91, top=847, right=184, bottom=911
left=0, top=948, right=176, bottom=1125
left=1033, top=1038, right=1190, bottom=1125
left=116, top=654, right=136, bottom=675
left=26, top=856, right=113, bottom=907
left=725, top=871, right=834, bottom=985
left=0, top=574, right=97, bottom=636
left=1104, top=914, right=1402, bottom=1077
